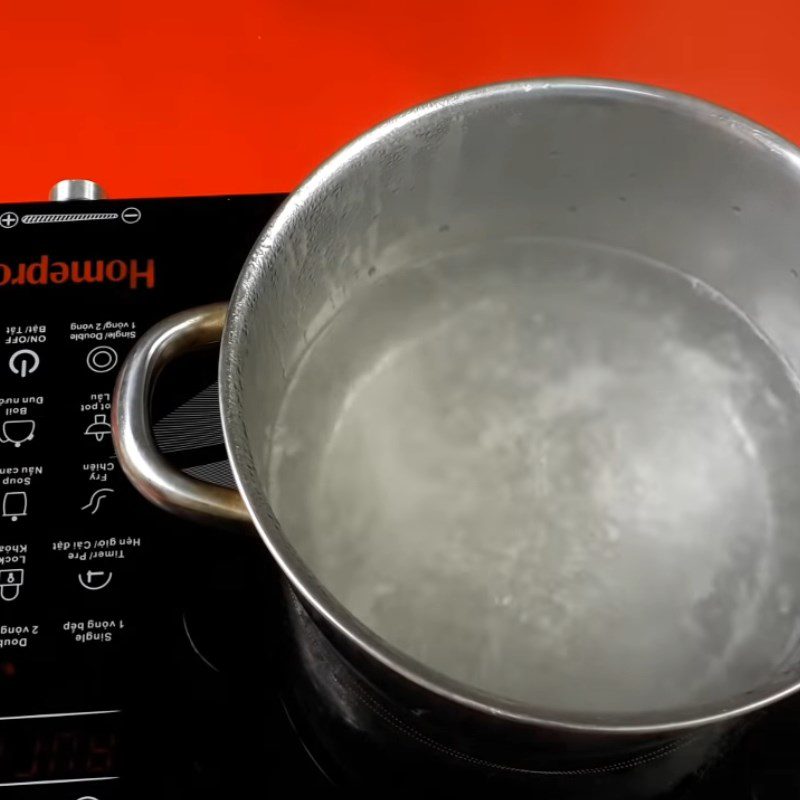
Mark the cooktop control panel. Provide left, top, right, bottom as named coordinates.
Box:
left=0, top=193, right=294, bottom=797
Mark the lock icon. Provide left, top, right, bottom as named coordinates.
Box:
left=0, top=569, right=24, bottom=602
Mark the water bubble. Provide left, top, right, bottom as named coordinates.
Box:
left=777, top=585, right=793, bottom=615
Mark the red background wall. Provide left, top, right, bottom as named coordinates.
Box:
left=3, top=1, right=798, bottom=202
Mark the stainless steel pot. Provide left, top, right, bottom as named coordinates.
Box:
left=112, top=79, right=800, bottom=796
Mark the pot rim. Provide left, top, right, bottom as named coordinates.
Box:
left=220, top=77, right=800, bottom=735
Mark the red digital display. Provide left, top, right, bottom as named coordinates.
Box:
left=0, top=716, right=118, bottom=785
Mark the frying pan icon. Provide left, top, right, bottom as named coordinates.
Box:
left=0, top=419, right=35, bottom=447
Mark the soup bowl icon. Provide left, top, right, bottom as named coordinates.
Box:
left=0, top=420, right=35, bottom=447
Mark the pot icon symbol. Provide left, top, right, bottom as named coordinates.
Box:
left=0, top=419, right=35, bottom=447
left=84, top=414, right=112, bottom=442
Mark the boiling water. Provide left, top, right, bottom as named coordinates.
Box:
left=268, top=237, right=800, bottom=714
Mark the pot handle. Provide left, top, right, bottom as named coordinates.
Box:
left=111, top=303, right=252, bottom=528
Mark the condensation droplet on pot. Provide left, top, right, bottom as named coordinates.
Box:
left=777, top=584, right=793, bottom=615
left=606, top=523, right=620, bottom=543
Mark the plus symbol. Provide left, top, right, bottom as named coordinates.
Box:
left=0, top=212, right=18, bottom=229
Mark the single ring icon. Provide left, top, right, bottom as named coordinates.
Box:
left=87, top=345, right=119, bottom=374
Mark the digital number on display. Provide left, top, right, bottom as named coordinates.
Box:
left=0, top=712, right=119, bottom=786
